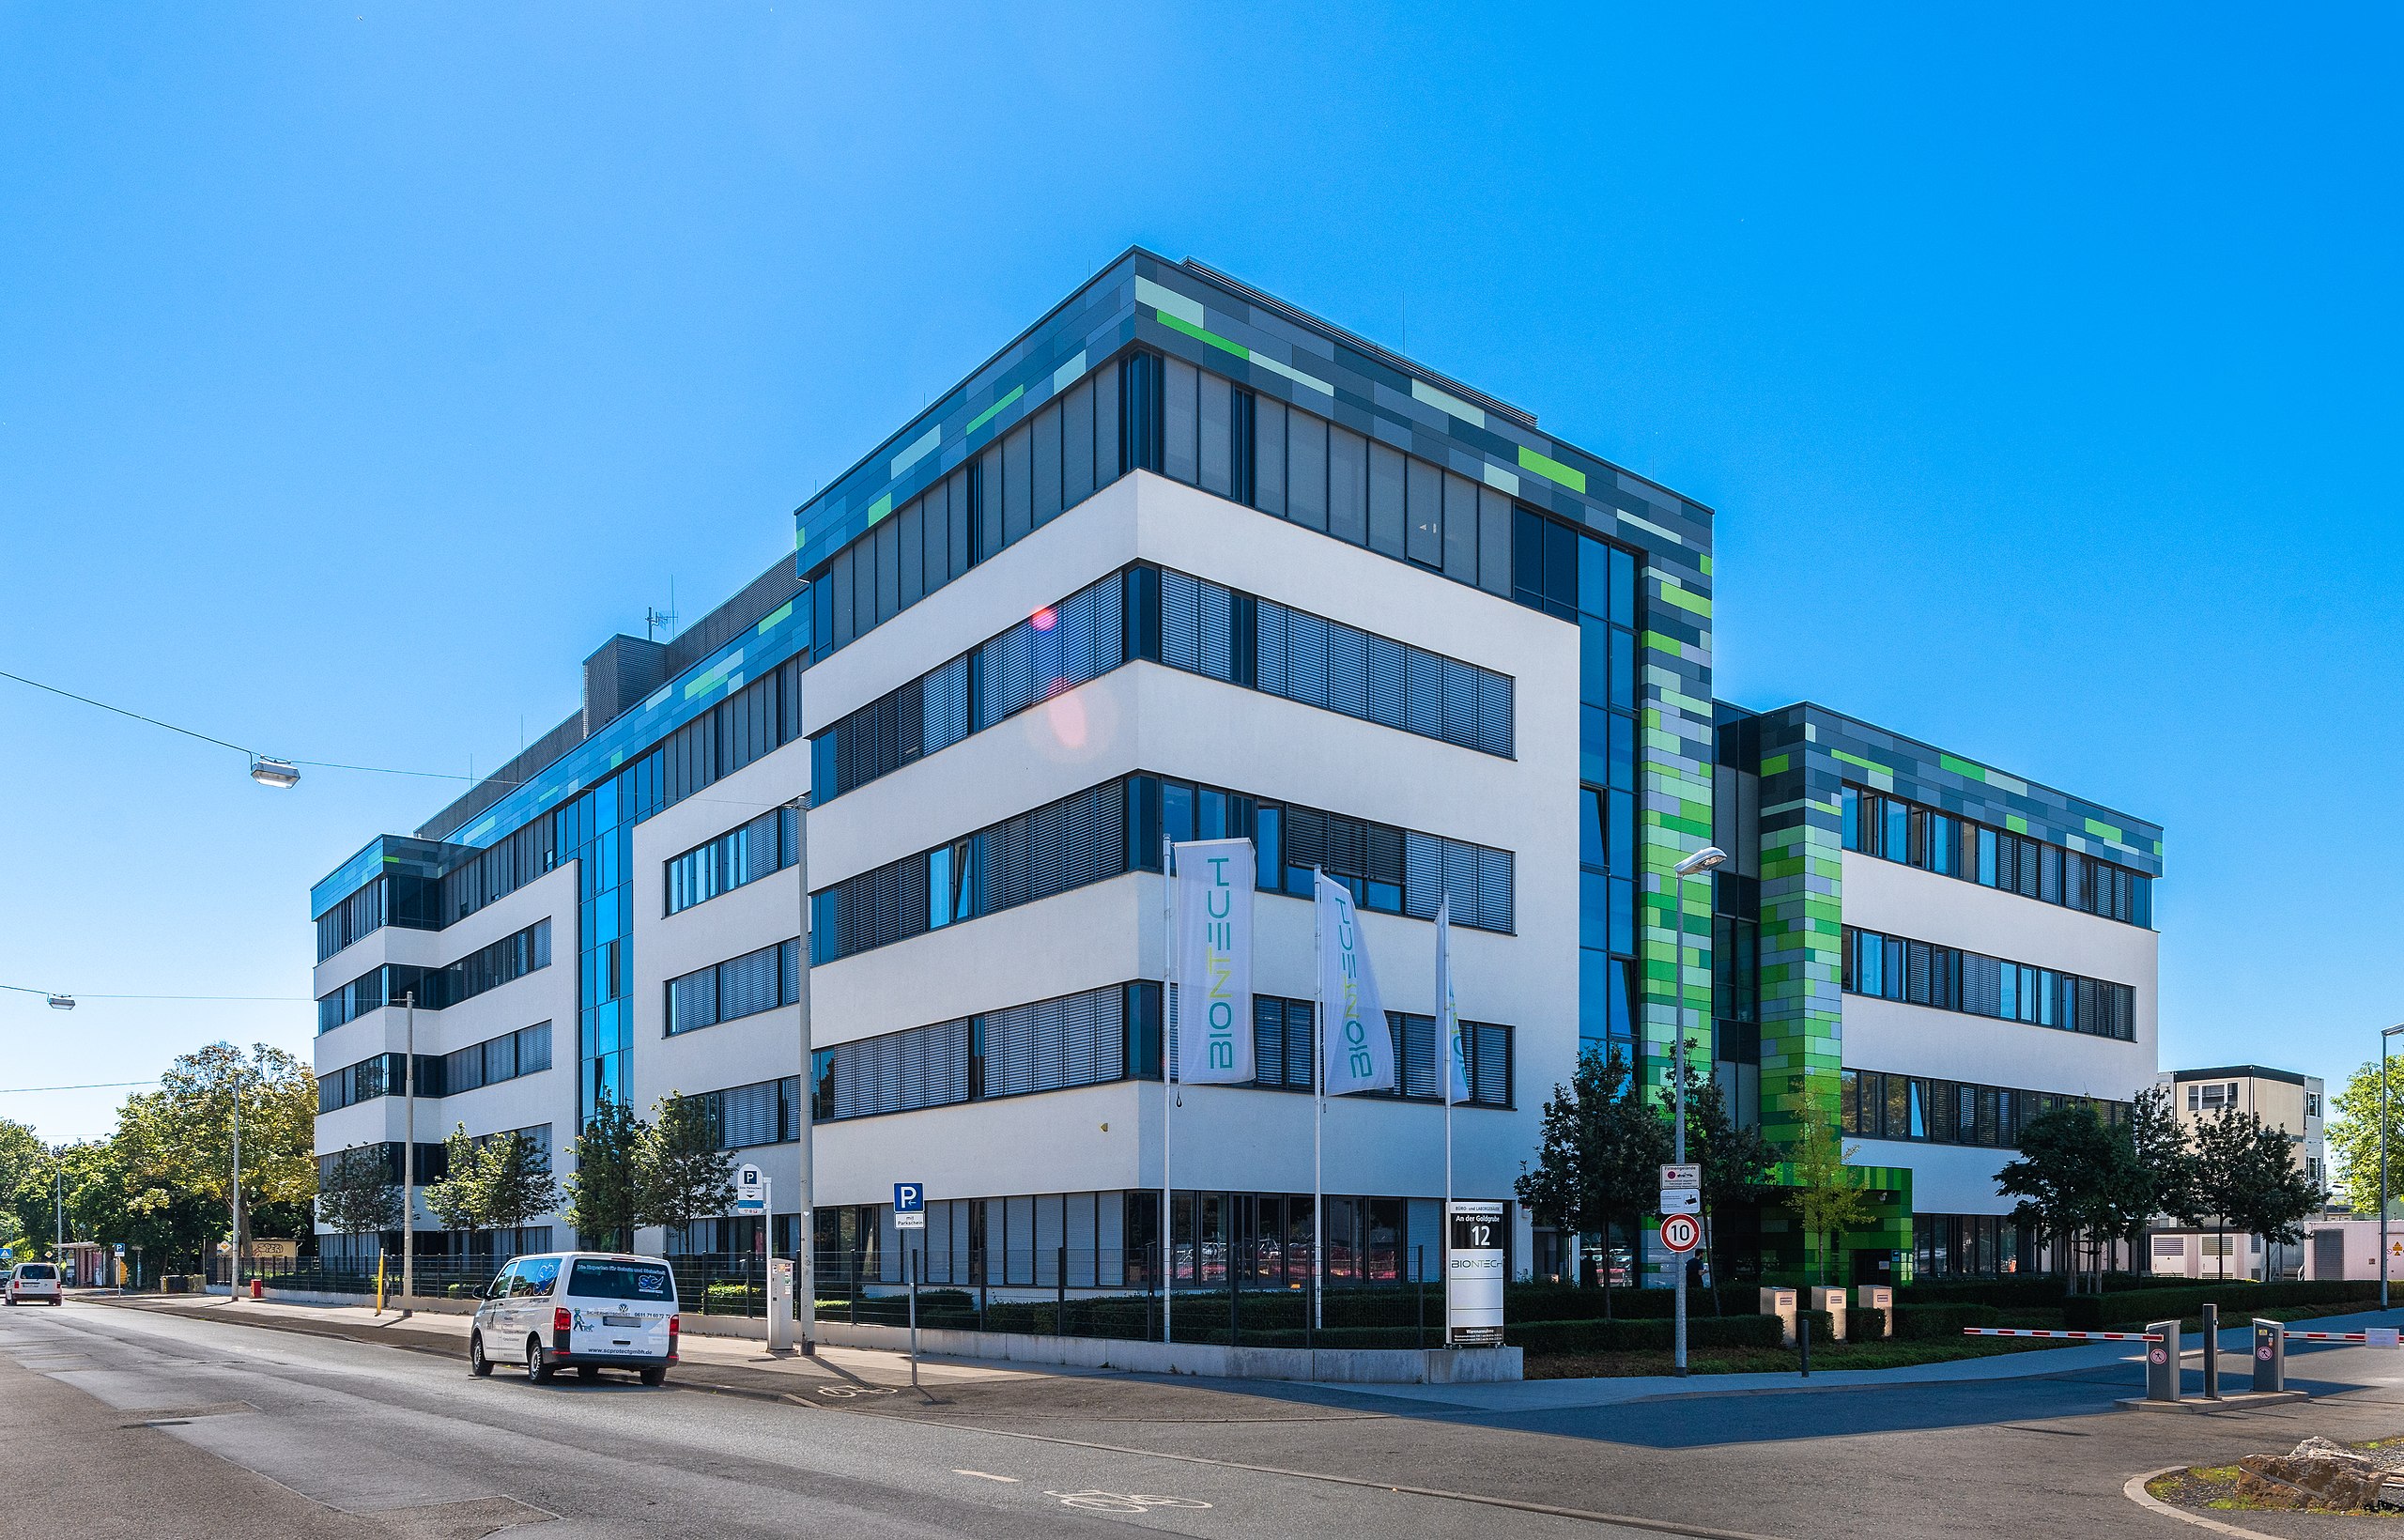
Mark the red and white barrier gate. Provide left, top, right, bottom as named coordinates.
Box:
left=1961, top=1329, right=2163, bottom=1342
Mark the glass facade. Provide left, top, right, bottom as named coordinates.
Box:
left=1522, top=511, right=1645, bottom=1062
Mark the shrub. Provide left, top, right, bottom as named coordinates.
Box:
left=1891, top=1302, right=2004, bottom=1340
left=2063, top=1279, right=2378, bottom=1330
left=1511, top=1314, right=1784, bottom=1355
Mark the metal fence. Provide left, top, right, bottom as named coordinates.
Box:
left=206, top=1244, right=1454, bottom=1343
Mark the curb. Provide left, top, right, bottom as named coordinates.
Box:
left=2123, top=1466, right=2287, bottom=1540
left=91, top=1298, right=834, bottom=1411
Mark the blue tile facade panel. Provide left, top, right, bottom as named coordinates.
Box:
left=794, top=250, right=1714, bottom=589
left=1800, top=706, right=2163, bottom=877
left=789, top=250, right=1718, bottom=1100
left=308, top=595, right=812, bottom=917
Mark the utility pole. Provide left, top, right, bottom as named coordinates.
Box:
left=1670, top=847, right=1729, bottom=1379
left=404, top=992, right=417, bottom=1305
left=230, top=1061, right=243, bottom=1301
left=54, top=1148, right=64, bottom=1256
left=788, top=796, right=815, bottom=1356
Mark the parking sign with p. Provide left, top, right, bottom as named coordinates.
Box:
left=895, top=1181, right=926, bottom=1230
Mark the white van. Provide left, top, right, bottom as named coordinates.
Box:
left=6, top=1262, right=62, bottom=1305
left=468, top=1253, right=680, bottom=1385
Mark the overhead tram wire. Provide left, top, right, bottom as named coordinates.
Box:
left=0, top=666, right=803, bottom=816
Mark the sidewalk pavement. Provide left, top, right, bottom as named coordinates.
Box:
left=102, top=1291, right=2404, bottom=1418
left=1307, top=1307, right=2404, bottom=1412
left=99, top=1292, right=1067, bottom=1395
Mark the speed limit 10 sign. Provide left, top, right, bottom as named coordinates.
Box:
left=1659, top=1213, right=1702, bottom=1254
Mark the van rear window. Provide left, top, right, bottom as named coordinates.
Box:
left=16, top=1265, right=57, bottom=1279
left=567, top=1259, right=673, bottom=1301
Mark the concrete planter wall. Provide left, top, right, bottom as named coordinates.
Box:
left=806, top=1319, right=1521, bottom=1383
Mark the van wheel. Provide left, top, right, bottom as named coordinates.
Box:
left=640, top=1366, right=667, bottom=1387
left=527, top=1339, right=556, bottom=1382
left=469, top=1333, right=492, bottom=1377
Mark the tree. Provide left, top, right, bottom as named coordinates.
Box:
left=1674, top=1042, right=1778, bottom=1312
left=1787, top=1115, right=1873, bottom=1285
left=317, top=1144, right=403, bottom=1249
left=1513, top=1046, right=1669, bottom=1315
left=2324, top=1058, right=2403, bottom=1219
left=479, top=1132, right=562, bottom=1243
left=2192, top=1106, right=2324, bottom=1280
left=114, top=1041, right=317, bottom=1256
left=423, top=1126, right=488, bottom=1253
left=1997, top=1104, right=2125, bottom=1294
left=2125, top=1085, right=2201, bottom=1235
left=565, top=1100, right=646, bottom=1248
left=635, top=1093, right=735, bottom=1246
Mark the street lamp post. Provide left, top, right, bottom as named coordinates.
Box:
left=230, top=1063, right=243, bottom=1301
left=403, top=992, right=417, bottom=1306
left=788, top=793, right=815, bottom=1357
left=1670, top=846, right=1729, bottom=1379
left=2382, top=1024, right=2404, bottom=1311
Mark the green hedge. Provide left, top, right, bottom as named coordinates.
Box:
left=2063, top=1279, right=2379, bottom=1330
left=1891, top=1302, right=2004, bottom=1340
left=1510, top=1313, right=1785, bottom=1355
left=1897, top=1274, right=2146, bottom=1308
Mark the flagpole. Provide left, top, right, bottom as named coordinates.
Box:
left=1312, top=867, right=1325, bottom=1333
left=1162, top=835, right=1175, bottom=1348
left=1441, top=897, right=1453, bottom=1267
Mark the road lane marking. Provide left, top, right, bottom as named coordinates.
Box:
left=953, top=1469, right=1019, bottom=1482
left=843, top=1409, right=1791, bottom=1539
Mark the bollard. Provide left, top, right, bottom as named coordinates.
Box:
left=2147, top=1319, right=2182, bottom=1403
left=2201, top=1303, right=2221, bottom=1400
left=2254, top=1317, right=2285, bottom=1394
left=1799, top=1316, right=1811, bottom=1378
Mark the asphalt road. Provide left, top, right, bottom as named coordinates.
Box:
left=13, top=1299, right=2404, bottom=1539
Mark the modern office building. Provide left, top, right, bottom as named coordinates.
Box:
left=308, top=250, right=2163, bottom=1290
left=2147, top=1064, right=2326, bottom=1280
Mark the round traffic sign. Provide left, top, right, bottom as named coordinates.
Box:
left=1660, top=1214, right=1702, bottom=1253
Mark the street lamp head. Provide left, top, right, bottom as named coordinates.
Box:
left=1673, top=846, right=1729, bottom=878
left=2384, top=1024, right=2404, bottom=1039
left=44, top=993, right=73, bottom=1010
left=249, top=756, right=300, bottom=789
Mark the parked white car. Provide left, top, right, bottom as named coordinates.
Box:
left=6, top=1262, right=63, bottom=1305
left=468, top=1253, right=679, bottom=1385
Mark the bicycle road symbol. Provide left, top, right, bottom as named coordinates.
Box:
left=1044, top=1490, right=1212, bottom=1514
left=815, top=1382, right=901, bottom=1398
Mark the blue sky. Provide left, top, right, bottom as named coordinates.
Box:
left=2, top=5, right=2396, bottom=1144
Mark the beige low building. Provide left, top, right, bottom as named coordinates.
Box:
left=2146, top=1064, right=2326, bottom=1281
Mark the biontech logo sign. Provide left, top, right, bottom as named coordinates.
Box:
left=1173, top=839, right=1254, bottom=1085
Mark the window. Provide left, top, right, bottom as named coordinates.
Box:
left=2307, top=1091, right=2321, bottom=1118
left=666, top=807, right=798, bottom=915
left=1844, top=1067, right=2128, bottom=1147
left=315, top=920, right=550, bottom=1032
left=1842, top=924, right=2134, bottom=1041
left=814, top=773, right=1512, bottom=964
left=665, top=939, right=801, bottom=1036
left=809, top=563, right=1514, bottom=805
left=1841, top=782, right=2154, bottom=928
left=424, top=1022, right=552, bottom=1099
left=810, top=981, right=1158, bottom=1121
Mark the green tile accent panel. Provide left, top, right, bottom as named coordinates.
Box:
left=2006, top=814, right=2029, bottom=834
left=2086, top=817, right=2122, bottom=841
left=1937, top=753, right=1987, bottom=781
left=1155, top=307, right=1253, bottom=363
left=1654, top=581, right=1711, bottom=619
left=1518, top=443, right=1589, bottom=494
left=963, top=383, right=1025, bottom=437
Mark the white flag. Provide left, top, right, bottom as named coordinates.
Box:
left=1315, top=870, right=1395, bottom=1095
left=1174, top=839, right=1255, bottom=1085
left=1437, top=897, right=1470, bottom=1105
